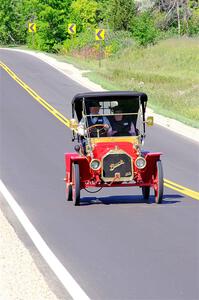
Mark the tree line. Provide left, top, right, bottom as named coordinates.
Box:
left=0, top=0, right=198, bottom=55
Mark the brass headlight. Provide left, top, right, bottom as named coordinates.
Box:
left=135, top=157, right=146, bottom=169
left=90, top=159, right=101, bottom=170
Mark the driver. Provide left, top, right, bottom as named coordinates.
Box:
left=78, top=101, right=110, bottom=137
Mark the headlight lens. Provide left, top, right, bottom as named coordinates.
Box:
left=90, top=159, right=101, bottom=170
left=135, top=157, right=146, bottom=169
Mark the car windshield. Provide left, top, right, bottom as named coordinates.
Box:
left=80, top=98, right=144, bottom=138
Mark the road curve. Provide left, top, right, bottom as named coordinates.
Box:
left=0, top=49, right=199, bottom=300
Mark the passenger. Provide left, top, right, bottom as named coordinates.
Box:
left=78, top=101, right=110, bottom=137
left=109, top=106, right=136, bottom=136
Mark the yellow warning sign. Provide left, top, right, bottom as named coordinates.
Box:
left=68, top=24, right=76, bottom=34
left=95, top=29, right=105, bottom=41
left=28, top=23, right=36, bottom=33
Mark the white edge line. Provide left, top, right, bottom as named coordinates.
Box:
left=0, top=179, right=90, bottom=300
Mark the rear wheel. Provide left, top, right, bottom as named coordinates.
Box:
left=154, top=160, right=163, bottom=204
left=142, top=186, right=150, bottom=201
left=72, top=163, right=80, bottom=206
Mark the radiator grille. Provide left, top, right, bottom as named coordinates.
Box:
left=102, top=151, right=133, bottom=182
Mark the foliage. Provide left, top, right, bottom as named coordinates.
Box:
left=0, top=0, right=26, bottom=44
left=187, top=7, right=199, bottom=35
left=62, top=29, right=96, bottom=54
left=152, top=0, right=199, bottom=36
left=61, top=29, right=133, bottom=58
left=69, top=0, right=98, bottom=32
left=28, top=6, right=67, bottom=51
left=27, top=0, right=72, bottom=51
left=107, top=0, right=136, bottom=31
left=131, top=11, right=159, bottom=46
left=96, top=0, right=110, bottom=24
left=105, top=30, right=133, bottom=55
left=0, top=0, right=198, bottom=50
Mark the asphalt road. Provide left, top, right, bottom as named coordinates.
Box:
left=0, top=49, right=199, bottom=300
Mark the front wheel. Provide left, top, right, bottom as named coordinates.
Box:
left=72, top=163, right=80, bottom=206
left=154, top=160, right=164, bottom=204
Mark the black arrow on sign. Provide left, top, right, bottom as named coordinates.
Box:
left=69, top=24, right=75, bottom=33
left=30, top=23, right=35, bottom=32
left=97, top=29, right=103, bottom=40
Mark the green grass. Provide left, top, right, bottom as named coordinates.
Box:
left=59, top=37, right=199, bottom=128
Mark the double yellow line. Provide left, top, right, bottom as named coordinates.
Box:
left=0, top=61, right=70, bottom=128
left=164, top=179, right=199, bottom=200
left=1, top=61, right=199, bottom=201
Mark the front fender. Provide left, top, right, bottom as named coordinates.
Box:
left=64, top=153, right=91, bottom=184
left=140, top=152, right=162, bottom=183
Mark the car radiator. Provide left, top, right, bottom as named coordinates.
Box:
left=101, top=150, right=133, bottom=182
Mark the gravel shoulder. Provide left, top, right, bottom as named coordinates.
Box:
left=0, top=202, right=59, bottom=300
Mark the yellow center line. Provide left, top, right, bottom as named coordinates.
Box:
left=1, top=60, right=199, bottom=201
left=0, top=60, right=70, bottom=128
left=164, top=179, right=199, bottom=200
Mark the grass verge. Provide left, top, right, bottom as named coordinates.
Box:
left=56, top=37, right=199, bottom=128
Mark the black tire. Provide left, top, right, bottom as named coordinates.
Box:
left=154, top=160, right=164, bottom=204
left=142, top=186, right=150, bottom=201
left=66, top=183, right=72, bottom=201
left=72, top=163, right=80, bottom=206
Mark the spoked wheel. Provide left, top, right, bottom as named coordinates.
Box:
left=153, top=160, right=164, bottom=204
left=72, top=163, right=80, bottom=206
left=142, top=186, right=150, bottom=201
left=66, top=183, right=72, bottom=201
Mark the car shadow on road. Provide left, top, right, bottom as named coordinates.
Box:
left=81, top=194, right=183, bottom=206
left=160, top=194, right=183, bottom=204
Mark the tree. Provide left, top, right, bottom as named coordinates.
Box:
left=188, top=0, right=199, bottom=35
left=69, top=0, right=98, bottom=31
left=131, top=11, right=159, bottom=46
left=153, top=0, right=198, bottom=35
left=27, top=0, right=72, bottom=51
left=107, top=0, right=136, bottom=31
left=0, top=0, right=26, bottom=44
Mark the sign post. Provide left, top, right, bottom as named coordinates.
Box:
left=28, top=23, right=36, bottom=48
left=95, top=29, right=105, bottom=68
left=68, top=23, right=76, bottom=49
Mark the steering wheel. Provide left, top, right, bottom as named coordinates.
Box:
left=87, top=124, right=109, bottom=136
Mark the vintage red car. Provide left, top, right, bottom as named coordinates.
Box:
left=64, top=91, right=163, bottom=205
